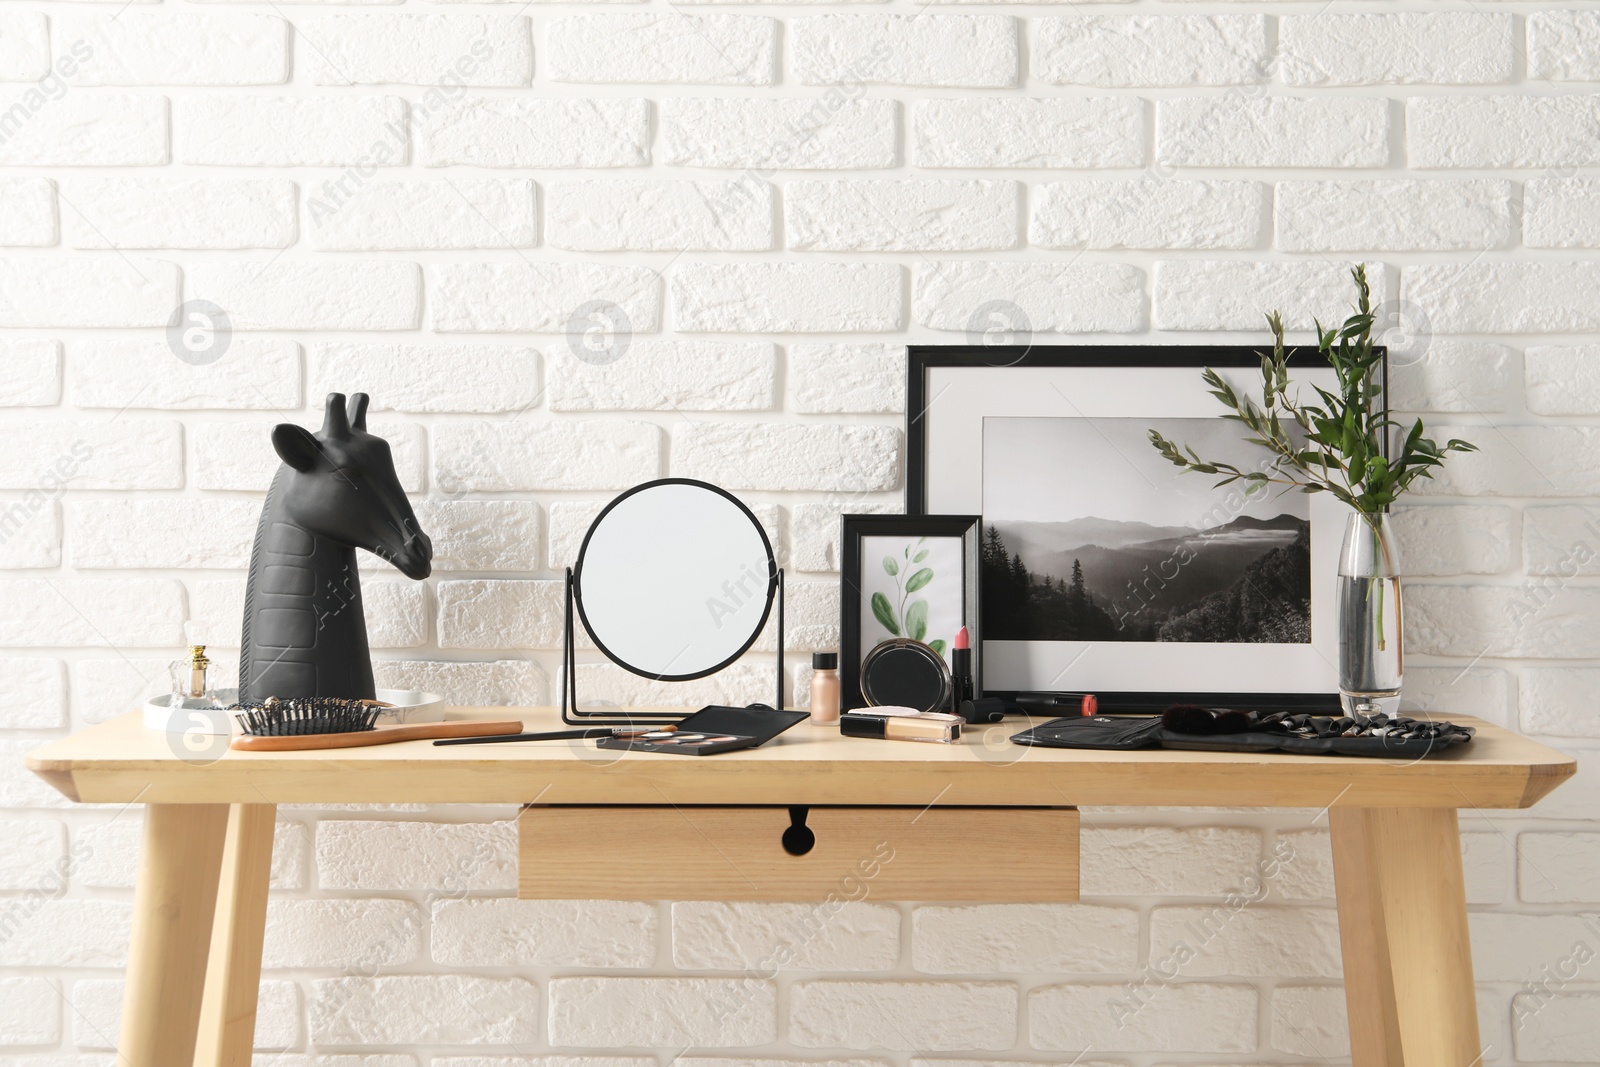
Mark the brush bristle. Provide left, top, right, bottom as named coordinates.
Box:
left=233, top=697, right=382, bottom=737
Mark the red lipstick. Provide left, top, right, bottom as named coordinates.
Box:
left=950, top=626, right=974, bottom=709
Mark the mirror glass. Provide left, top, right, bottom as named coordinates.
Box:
left=575, top=480, right=776, bottom=680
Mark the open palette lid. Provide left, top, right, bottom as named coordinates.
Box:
left=674, top=704, right=809, bottom=745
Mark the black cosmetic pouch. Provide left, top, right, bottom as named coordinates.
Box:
left=1012, top=711, right=1473, bottom=759
left=1011, top=715, right=1166, bottom=750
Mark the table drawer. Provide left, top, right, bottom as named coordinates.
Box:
left=518, top=805, right=1078, bottom=902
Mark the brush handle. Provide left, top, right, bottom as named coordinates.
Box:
left=230, top=720, right=525, bottom=752
left=434, top=728, right=612, bottom=746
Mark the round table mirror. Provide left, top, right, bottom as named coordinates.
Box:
left=575, top=479, right=777, bottom=681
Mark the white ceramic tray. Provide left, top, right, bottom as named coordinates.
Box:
left=143, top=688, right=449, bottom=734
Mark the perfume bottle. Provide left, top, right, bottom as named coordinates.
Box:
left=188, top=645, right=210, bottom=698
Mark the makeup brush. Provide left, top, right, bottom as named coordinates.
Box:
left=434, top=726, right=679, bottom=746
left=229, top=697, right=523, bottom=752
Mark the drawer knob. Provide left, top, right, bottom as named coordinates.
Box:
left=782, top=806, right=815, bottom=856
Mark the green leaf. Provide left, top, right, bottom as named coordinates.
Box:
left=912, top=549, right=929, bottom=563
left=871, top=593, right=900, bottom=636
left=1146, top=266, right=1471, bottom=507
left=905, top=567, right=934, bottom=594
left=928, top=639, right=948, bottom=657
left=883, top=556, right=898, bottom=577
left=906, top=599, right=929, bottom=641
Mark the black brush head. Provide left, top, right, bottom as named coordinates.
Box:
left=233, top=697, right=382, bottom=737
left=1162, top=703, right=1251, bottom=735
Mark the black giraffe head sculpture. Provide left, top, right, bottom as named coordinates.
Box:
left=238, top=393, right=432, bottom=703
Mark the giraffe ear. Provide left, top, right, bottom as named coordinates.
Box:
left=349, top=392, right=369, bottom=431
left=272, top=424, right=321, bottom=472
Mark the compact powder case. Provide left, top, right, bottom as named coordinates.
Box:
left=859, top=638, right=953, bottom=714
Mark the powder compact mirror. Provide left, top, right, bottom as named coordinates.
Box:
left=858, top=638, right=952, bottom=714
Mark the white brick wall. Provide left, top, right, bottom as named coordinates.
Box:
left=792, top=15, right=1017, bottom=88
left=915, top=261, right=1144, bottom=332
left=1275, top=179, right=1514, bottom=252
left=1033, top=14, right=1268, bottom=87
left=1160, top=96, right=1390, bottom=168
left=5, top=2, right=1599, bottom=1062
left=62, top=178, right=297, bottom=249
left=786, top=179, right=1018, bottom=252
left=0, top=15, right=49, bottom=84
left=177, top=95, right=407, bottom=167
left=418, top=97, right=650, bottom=168
left=306, top=15, right=533, bottom=87
left=549, top=977, right=776, bottom=1046
left=1279, top=12, right=1514, bottom=86
left=0, top=259, right=179, bottom=327
left=548, top=14, right=777, bottom=85
left=547, top=179, right=773, bottom=251
left=189, top=260, right=422, bottom=330
left=662, top=98, right=898, bottom=170
left=0, top=179, right=59, bottom=247
left=59, top=12, right=290, bottom=87
left=913, top=97, right=1143, bottom=168
left=308, top=178, right=538, bottom=251
left=673, top=262, right=903, bottom=332
left=1032, top=179, right=1263, bottom=250
left=0, top=95, right=167, bottom=166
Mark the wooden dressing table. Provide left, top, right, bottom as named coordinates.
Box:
left=28, top=708, right=1574, bottom=1067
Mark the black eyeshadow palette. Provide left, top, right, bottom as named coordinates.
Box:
left=594, top=732, right=760, bottom=756
left=591, top=704, right=809, bottom=756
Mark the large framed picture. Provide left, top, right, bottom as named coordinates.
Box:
left=840, top=514, right=981, bottom=712
left=908, top=346, right=1369, bottom=711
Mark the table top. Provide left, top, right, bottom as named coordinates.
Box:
left=28, top=708, right=1574, bottom=810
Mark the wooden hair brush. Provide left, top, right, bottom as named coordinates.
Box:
left=229, top=697, right=522, bottom=752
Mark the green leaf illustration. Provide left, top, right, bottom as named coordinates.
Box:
left=905, top=567, right=934, bottom=594
left=906, top=599, right=928, bottom=641
left=929, top=639, right=947, bottom=657
left=883, top=556, right=898, bottom=577
left=871, top=592, right=900, bottom=635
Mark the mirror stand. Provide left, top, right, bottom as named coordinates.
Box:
left=560, top=567, right=786, bottom=726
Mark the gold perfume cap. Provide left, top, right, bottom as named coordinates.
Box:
left=190, top=645, right=209, bottom=669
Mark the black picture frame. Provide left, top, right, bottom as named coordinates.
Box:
left=906, top=345, right=1384, bottom=714
left=840, top=514, right=982, bottom=712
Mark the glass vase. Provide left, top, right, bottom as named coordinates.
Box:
left=1337, top=511, right=1403, bottom=717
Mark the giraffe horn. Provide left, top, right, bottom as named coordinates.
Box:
left=321, top=393, right=350, bottom=438
left=349, top=393, right=370, bottom=431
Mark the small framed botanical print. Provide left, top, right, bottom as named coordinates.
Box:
left=840, top=514, right=982, bottom=711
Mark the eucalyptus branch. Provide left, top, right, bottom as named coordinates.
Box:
left=1148, top=265, right=1477, bottom=516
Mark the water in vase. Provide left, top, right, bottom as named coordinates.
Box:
left=1338, top=573, right=1402, bottom=716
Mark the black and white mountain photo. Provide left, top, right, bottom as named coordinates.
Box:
left=982, top=416, right=1312, bottom=644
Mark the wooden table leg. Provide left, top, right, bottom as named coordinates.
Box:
left=192, top=804, right=276, bottom=1067
left=118, top=804, right=230, bottom=1067
left=1330, top=806, right=1482, bottom=1067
